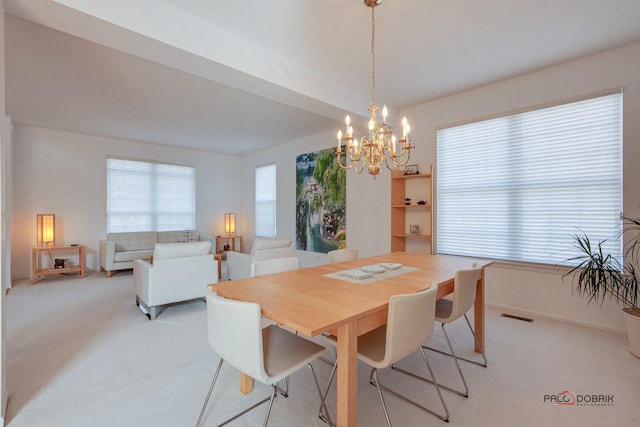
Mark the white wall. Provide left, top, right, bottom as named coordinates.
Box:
left=242, top=42, right=640, bottom=333
left=240, top=129, right=392, bottom=268
left=399, top=41, right=640, bottom=333
left=11, top=126, right=243, bottom=280
left=11, top=39, right=640, bottom=335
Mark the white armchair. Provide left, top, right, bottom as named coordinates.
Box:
left=226, top=237, right=297, bottom=280
left=134, top=241, right=217, bottom=320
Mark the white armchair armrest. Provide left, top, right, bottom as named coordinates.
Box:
left=133, top=259, right=152, bottom=304
left=99, top=239, right=116, bottom=272
left=226, top=251, right=253, bottom=280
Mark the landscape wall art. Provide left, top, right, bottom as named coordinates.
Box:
left=295, top=147, right=346, bottom=253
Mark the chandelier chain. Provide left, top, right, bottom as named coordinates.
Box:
left=334, top=0, right=413, bottom=177
left=370, top=5, right=376, bottom=108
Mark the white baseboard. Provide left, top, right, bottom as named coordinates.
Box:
left=486, top=302, right=626, bottom=335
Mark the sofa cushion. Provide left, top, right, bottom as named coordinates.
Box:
left=157, top=230, right=200, bottom=243
left=153, top=241, right=212, bottom=260
left=251, top=237, right=292, bottom=255
left=107, top=232, right=158, bottom=251
left=114, top=249, right=154, bottom=263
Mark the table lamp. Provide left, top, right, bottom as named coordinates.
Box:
left=36, top=213, right=55, bottom=247
left=224, top=213, right=236, bottom=236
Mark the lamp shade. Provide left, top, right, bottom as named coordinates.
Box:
left=224, top=213, right=236, bottom=235
left=36, top=214, right=55, bottom=246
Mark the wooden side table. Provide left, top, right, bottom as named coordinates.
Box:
left=215, top=235, right=242, bottom=253
left=214, top=252, right=226, bottom=280
left=32, top=245, right=86, bottom=284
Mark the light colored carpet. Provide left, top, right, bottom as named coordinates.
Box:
left=5, top=270, right=640, bottom=426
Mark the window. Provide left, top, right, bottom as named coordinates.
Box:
left=255, top=164, right=277, bottom=238
left=107, top=157, right=195, bottom=232
left=437, top=92, right=622, bottom=265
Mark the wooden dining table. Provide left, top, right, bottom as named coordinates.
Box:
left=210, top=252, right=492, bottom=427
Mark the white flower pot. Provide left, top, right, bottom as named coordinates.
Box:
left=622, top=308, right=640, bottom=358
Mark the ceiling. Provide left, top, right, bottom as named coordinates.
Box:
left=5, top=0, right=640, bottom=155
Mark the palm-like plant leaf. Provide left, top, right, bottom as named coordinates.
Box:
left=563, top=218, right=640, bottom=312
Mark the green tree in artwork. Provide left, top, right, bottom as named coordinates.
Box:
left=313, top=149, right=346, bottom=208
left=313, top=149, right=346, bottom=242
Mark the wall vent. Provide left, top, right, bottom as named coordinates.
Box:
left=500, top=313, right=534, bottom=322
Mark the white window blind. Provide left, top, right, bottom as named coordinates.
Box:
left=255, top=164, right=277, bottom=238
left=437, top=92, right=622, bottom=265
left=107, top=158, right=195, bottom=233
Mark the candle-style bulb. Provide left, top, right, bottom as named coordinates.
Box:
left=368, top=119, right=375, bottom=131
left=382, top=105, right=388, bottom=121
left=402, top=116, right=409, bottom=137
left=345, top=115, right=351, bottom=127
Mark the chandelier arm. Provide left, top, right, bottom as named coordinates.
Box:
left=383, top=154, right=396, bottom=171
left=336, top=151, right=357, bottom=170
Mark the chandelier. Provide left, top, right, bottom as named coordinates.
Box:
left=335, top=0, right=413, bottom=177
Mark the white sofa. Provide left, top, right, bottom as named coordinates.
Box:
left=99, top=230, right=209, bottom=277
left=133, top=241, right=217, bottom=320
left=226, top=237, right=297, bottom=280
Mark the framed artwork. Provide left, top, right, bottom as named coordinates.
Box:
left=295, top=147, right=346, bottom=253
left=404, top=164, right=419, bottom=175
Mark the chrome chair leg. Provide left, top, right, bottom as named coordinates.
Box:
left=371, top=348, right=449, bottom=423
left=440, top=322, right=469, bottom=397
left=276, top=377, right=289, bottom=397
left=394, top=322, right=470, bottom=398
left=321, top=349, right=449, bottom=425
left=370, top=369, right=392, bottom=427
left=196, top=357, right=274, bottom=427
left=309, top=363, right=333, bottom=427
left=196, top=358, right=224, bottom=427
left=462, top=314, right=488, bottom=367
left=424, top=315, right=487, bottom=367
left=263, top=364, right=329, bottom=427
left=261, top=386, right=278, bottom=427
left=319, top=358, right=338, bottom=426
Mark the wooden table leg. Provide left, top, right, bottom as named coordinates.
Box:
left=79, top=246, right=86, bottom=278
left=474, top=269, right=485, bottom=352
left=31, top=248, right=37, bottom=284
left=239, top=372, right=254, bottom=394
left=214, top=254, right=222, bottom=280
left=336, top=320, right=357, bottom=427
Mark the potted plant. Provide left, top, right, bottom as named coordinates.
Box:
left=563, top=217, right=640, bottom=357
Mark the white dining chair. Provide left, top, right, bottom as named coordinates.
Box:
left=196, top=289, right=331, bottom=427
left=320, top=285, right=449, bottom=425
left=394, top=264, right=485, bottom=398
left=251, top=256, right=299, bottom=276
left=251, top=256, right=300, bottom=330
left=323, top=248, right=359, bottom=366
left=327, top=248, right=359, bottom=263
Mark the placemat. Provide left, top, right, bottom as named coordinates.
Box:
left=324, top=265, right=418, bottom=285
